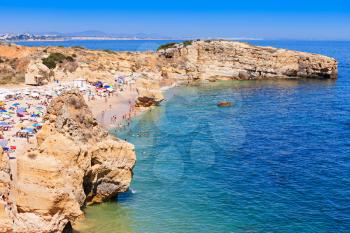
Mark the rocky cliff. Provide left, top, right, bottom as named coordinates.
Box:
left=158, top=40, right=338, bottom=80
left=0, top=40, right=339, bottom=232
left=0, top=40, right=338, bottom=87
left=0, top=91, right=136, bottom=232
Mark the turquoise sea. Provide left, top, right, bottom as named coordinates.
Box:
left=23, top=40, right=350, bottom=232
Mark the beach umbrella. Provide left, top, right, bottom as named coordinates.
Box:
left=0, top=109, right=7, bottom=113
left=16, top=108, right=26, bottom=113
left=0, top=121, right=9, bottom=126
left=12, top=103, right=20, bottom=106
left=0, top=139, right=8, bottom=148
left=23, top=128, right=35, bottom=134
left=32, top=123, right=42, bottom=127
left=0, top=114, right=10, bottom=119
left=31, top=93, right=40, bottom=98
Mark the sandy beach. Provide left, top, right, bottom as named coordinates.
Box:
left=86, top=84, right=139, bottom=129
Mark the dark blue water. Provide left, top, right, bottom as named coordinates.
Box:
left=71, top=41, right=350, bottom=233
left=16, top=40, right=182, bottom=51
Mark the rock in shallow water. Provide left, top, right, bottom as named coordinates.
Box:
left=217, top=101, right=233, bottom=107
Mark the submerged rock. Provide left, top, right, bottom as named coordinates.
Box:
left=217, top=101, right=233, bottom=107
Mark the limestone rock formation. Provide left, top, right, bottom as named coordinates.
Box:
left=0, top=91, right=136, bottom=232
left=0, top=40, right=338, bottom=87
left=158, top=40, right=338, bottom=80
left=24, top=59, right=51, bottom=85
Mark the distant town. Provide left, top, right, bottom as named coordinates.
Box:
left=0, top=32, right=175, bottom=42
left=0, top=32, right=262, bottom=42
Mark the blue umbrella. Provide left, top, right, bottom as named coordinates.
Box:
left=0, top=109, right=7, bottom=113
left=16, top=108, right=26, bottom=113
left=0, top=121, right=9, bottom=126
left=23, top=128, right=34, bottom=133
left=12, top=103, right=20, bottom=106
left=32, top=123, right=42, bottom=127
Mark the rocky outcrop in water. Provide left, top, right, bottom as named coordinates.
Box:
left=0, top=91, right=136, bottom=232
left=135, top=78, right=164, bottom=107
left=158, top=40, right=338, bottom=80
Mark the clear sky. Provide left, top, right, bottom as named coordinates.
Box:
left=1, top=0, right=350, bottom=39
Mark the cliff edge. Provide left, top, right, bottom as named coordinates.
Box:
left=0, top=91, right=136, bottom=232
left=158, top=40, right=338, bottom=80
left=0, top=40, right=338, bottom=87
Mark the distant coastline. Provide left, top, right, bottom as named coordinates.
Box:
left=5, top=37, right=181, bottom=42
left=0, top=32, right=262, bottom=43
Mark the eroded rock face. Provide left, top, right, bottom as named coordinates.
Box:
left=0, top=40, right=338, bottom=87
left=0, top=91, right=136, bottom=232
left=158, top=40, right=338, bottom=80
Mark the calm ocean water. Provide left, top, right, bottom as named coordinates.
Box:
left=33, top=40, right=349, bottom=233
left=15, top=40, right=182, bottom=51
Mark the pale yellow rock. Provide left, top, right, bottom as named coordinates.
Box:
left=1, top=40, right=337, bottom=86
left=0, top=91, right=136, bottom=232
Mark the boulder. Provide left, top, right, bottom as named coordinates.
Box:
left=135, top=77, right=164, bottom=107
left=217, top=101, right=233, bottom=107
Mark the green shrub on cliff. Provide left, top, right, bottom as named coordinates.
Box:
left=157, top=42, right=177, bottom=51
left=157, top=40, right=194, bottom=51
left=42, top=52, right=75, bottom=69
left=182, top=40, right=193, bottom=46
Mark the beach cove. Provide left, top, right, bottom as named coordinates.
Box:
left=0, top=39, right=346, bottom=232
left=74, top=40, right=350, bottom=233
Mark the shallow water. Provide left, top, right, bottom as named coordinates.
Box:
left=73, top=41, right=350, bottom=233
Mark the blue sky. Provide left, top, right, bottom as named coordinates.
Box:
left=1, top=0, right=350, bottom=39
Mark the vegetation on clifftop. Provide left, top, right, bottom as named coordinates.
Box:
left=42, top=52, right=75, bottom=69
left=157, top=40, right=194, bottom=51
